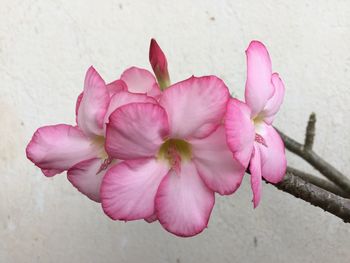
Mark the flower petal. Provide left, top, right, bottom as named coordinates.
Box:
left=244, top=41, right=274, bottom=117
left=159, top=76, right=229, bottom=139
left=41, top=168, right=63, bottom=177
left=260, top=73, right=285, bottom=124
left=26, top=124, right=99, bottom=175
left=101, top=158, right=168, bottom=220
left=75, top=79, right=126, bottom=124
left=258, top=125, right=287, bottom=183
left=225, top=98, right=255, bottom=168
left=145, top=213, right=158, bottom=223
left=155, top=162, right=215, bottom=237
left=250, top=144, right=262, bottom=208
left=121, top=67, right=161, bottom=98
left=106, top=103, right=169, bottom=160
left=106, top=79, right=127, bottom=96
left=77, top=66, right=110, bottom=137
left=67, top=158, right=114, bottom=202
left=190, top=126, right=245, bottom=195
left=103, top=91, right=157, bottom=125
left=75, top=92, right=83, bottom=121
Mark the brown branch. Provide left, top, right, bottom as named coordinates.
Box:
left=304, top=113, right=316, bottom=150
left=287, top=166, right=350, bottom=198
left=253, top=113, right=350, bottom=222
left=277, top=128, right=350, bottom=193
left=266, top=170, right=350, bottom=223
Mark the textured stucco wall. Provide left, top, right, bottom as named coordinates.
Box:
left=1, top=0, right=350, bottom=262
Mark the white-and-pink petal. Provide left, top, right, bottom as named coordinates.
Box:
left=106, top=79, right=127, bottom=97
left=159, top=76, right=229, bottom=139
left=103, top=91, right=157, bottom=125
left=155, top=162, right=215, bottom=237
left=245, top=41, right=274, bottom=118
left=121, top=67, right=161, bottom=98
left=75, top=92, right=83, bottom=121
left=41, top=168, right=63, bottom=177
left=258, top=125, right=287, bottom=183
left=250, top=144, right=262, bottom=208
left=190, top=126, right=245, bottom=195
left=101, top=158, right=168, bottom=220
left=67, top=158, right=114, bottom=202
left=106, top=103, right=169, bottom=160
left=145, top=213, right=158, bottom=223
left=26, top=124, right=99, bottom=175
left=225, top=98, right=255, bottom=168
left=260, top=73, right=285, bottom=124
left=77, top=67, right=110, bottom=137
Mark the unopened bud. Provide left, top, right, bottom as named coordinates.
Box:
left=149, top=39, right=170, bottom=90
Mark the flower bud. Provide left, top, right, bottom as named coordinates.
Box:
left=149, top=39, right=170, bottom=90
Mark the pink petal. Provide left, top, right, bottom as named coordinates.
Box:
left=260, top=73, right=285, bottom=124
left=26, top=124, right=99, bottom=175
left=244, top=41, right=274, bottom=118
left=190, top=126, right=245, bottom=195
left=106, top=103, right=169, bottom=160
left=77, top=66, right=110, bottom=137
left=250, top=144, right=262, bottom=208
left=75, top=80, right=127, bottom=123
left=121, top=67, right=161, bottom=98
left=103, top=91, right=157, bottom=126
left=155, top=162, right=215, bottom=237
left=149, top=39, right=170, bottom=89
left=75, top=92, right=83, bottom=121
left=101, top=158, right=168, bottom=220
left=67, top=158, right=114, bottom=202
left=159, top=76, right=229, bottom=139
left=41, top=168, right=63, bottom=177
left=106, top=79, right=127, bottom=97
left=258, top=125, right=287, bottom=183
left=145, top=213, right=158, bottom=223
left=225, top=98, right=255, bottom=168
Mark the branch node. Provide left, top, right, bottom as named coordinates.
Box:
left=304, top=112, right=316, bottom=150
left=277, top=127, right=350, bottom=193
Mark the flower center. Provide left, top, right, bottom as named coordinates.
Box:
left=253, top=116, right=267, bottom=147
left=255, top=133, right=267, bottom=147
left=91, top=136, right=113, bottom=174
left=157, top=139, right=192, bottom=171
left=92, top=136, right=109, bottom=159
left=253, top=115, right=264, bottom=127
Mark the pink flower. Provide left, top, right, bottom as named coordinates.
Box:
left=101, top=76, right=245, bottom=237
left=26, top=66, right=157, bottom=202
left=225, top=41, right=287, bottom=208
left=149, top=39, right=170, bottom=90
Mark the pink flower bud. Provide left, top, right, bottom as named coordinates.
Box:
left=149, top=39, right=170, bottom=90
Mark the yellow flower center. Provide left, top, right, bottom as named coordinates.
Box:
left=92, top=136, right=109, bottom=159
left=157, top=138, right=192, bottom=168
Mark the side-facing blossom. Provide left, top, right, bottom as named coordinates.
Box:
left=26, top=67, right=157, bottom=202
left=101, top=76, right=245, bottom=237
left=225, top=41, right=287, bottom=207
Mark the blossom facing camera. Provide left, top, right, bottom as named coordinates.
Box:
left=225, top=41, right=287, bottom=208
left=26, top=66, right=157, bottom=202
left=149, top=39, right=171, bottom=90
left=101, top=76, right=245, bottom=237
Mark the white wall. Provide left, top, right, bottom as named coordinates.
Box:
left=1, top=0, right=350, bottom=262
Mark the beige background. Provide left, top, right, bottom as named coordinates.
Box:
left=1, top=0, right=350, bottom=262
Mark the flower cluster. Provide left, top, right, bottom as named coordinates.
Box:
left=26, top=39, right=286, bottom=237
